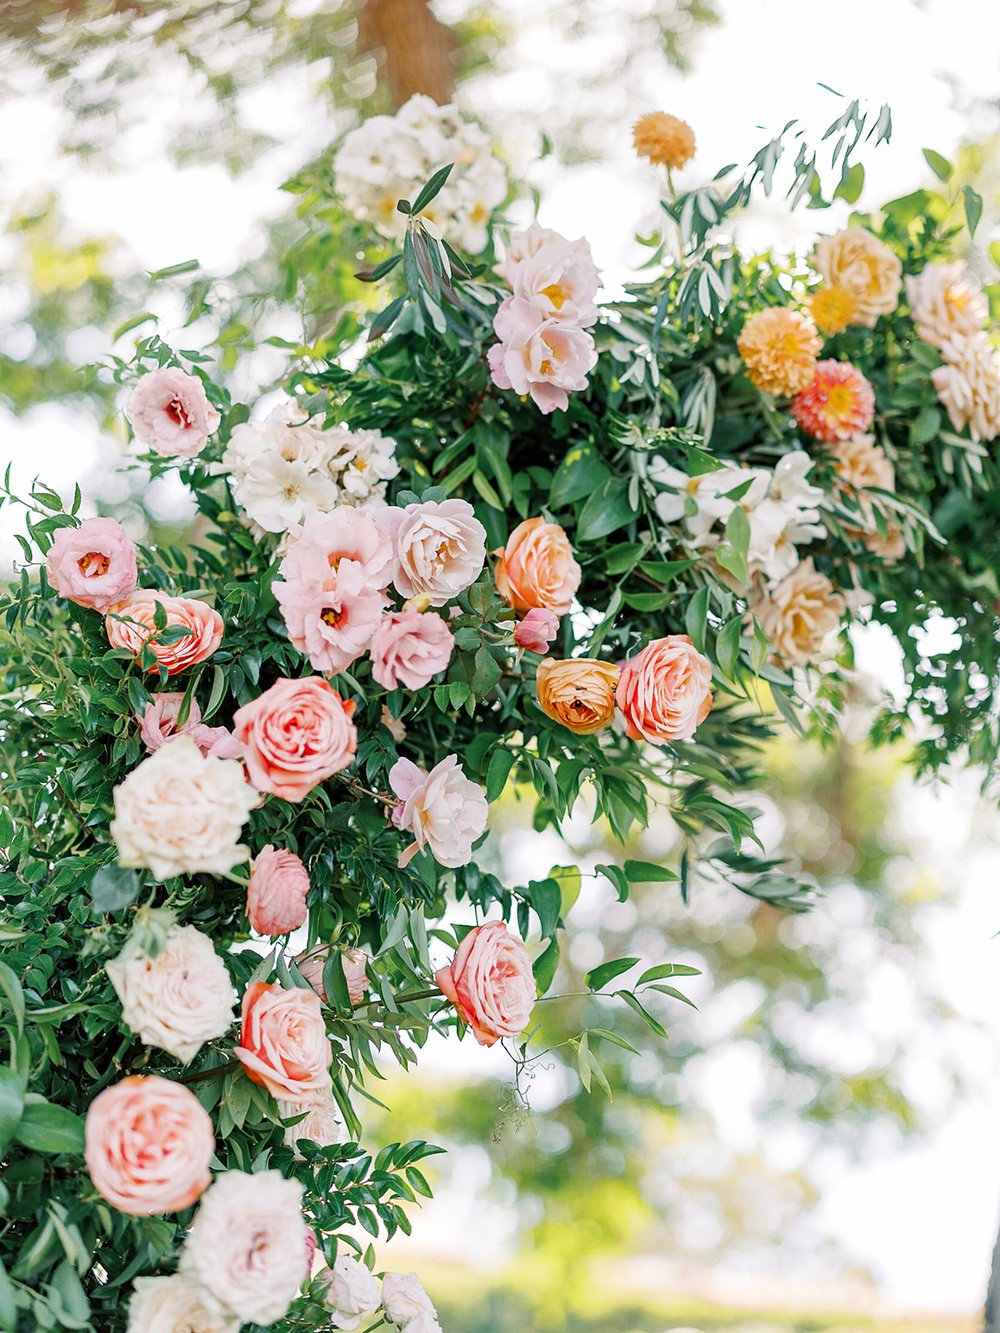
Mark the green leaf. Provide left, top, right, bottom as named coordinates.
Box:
left=595, top=862, right=630, bottom=901
left=587, top=1027, right=641, bottom=1055
left=922, top=148, right=953, bottom=182
left=637, top=963, right=701, bottom=984
left=963, top=185, right=983, bottom=237
left=833, top=161, right=864, bottom=204
left=485, top=747, right=515, bottom=802
left=550, top=865, right=582, bottom=917
left=577, top=476, right=638, bottom=542
left=529, top=878, right=561, bottom=939
left=586, top=957, right=639, bottom=991
left=322, top=951, right=353, bottom=1012
left=725, top=505, right=750, bottom=561
left=15, top=1102, right=85, bottom=1155
left=0, top=1258, right=17, bottom=1330
left=684, top=585, right=711, bottom=653
left=623, top=860, right=679, bottom=884
left=148, top=258, right=200, bottom=280
left=645, top=982, right=699, bottom=1010
left=408, top=163, right=455, bottom=217
left=471, top=646, right=502, bottom=697
left=533, top=937, right=560, bottom=996
left=615, top=989, right=669, bottom=1039
left=550, top=444, right=609, bottom=507
left=0, top=1067, right=25, bottom=1155
left=90, top=865, right=140, bottom=914
left=715, top=615, right=743, bottom=680
left=113, top=311, right=158, bottom=341
left=0, top=961, right=24, bottom=1034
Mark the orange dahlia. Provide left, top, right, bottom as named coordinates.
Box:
left=632, top=112, right=696, bottom=170
left=737, top=307, right=821, bottom=397
left=791, top=360, right=875, bottom=442
left=808, top=284, right=858, bottom=337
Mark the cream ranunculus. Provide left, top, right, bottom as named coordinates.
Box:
left=126, top=1275, right=238, bottom=1333
left=322, top=1255, right=382, bottom=1332
left=811, top=227, right=901, bottom=327
left=110, top=737, right=257, bottom=881
left=755, top=558, right=847, bottom=666
left=905, top=260, right=988, bottom=350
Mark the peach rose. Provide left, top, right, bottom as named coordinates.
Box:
left=233, top=676, right=357, bottom=802
left=46, top=516, right=138, bottom=612
left=535, top=657, right=619, bottom=735
left=369, top=610, right=455, bottom=689
left=435, top=921, right=535, bottom=1047
left=125, top=366, right=221, bottom=459
left=514, top=607, right=560, bottom=654
left=755, top=558, right=846, bottom=666
left=494, top=517, right=581, bottom=615
left=811, top=227, right=901, bottom=327
left=389, top=755, right=488, bottom=869
left=85, top=1075, right=214, bottom=1215
left=234, top=980, right=333, bottom=1103
left=390, top=499, right=487, bottom=606
left=247, top=845, right=310, bottom=936
left=615, top=635, right=713, bottom=744
left=906, top=260, right=988, bottom=350
left=106, top=591, right=223, bottom=677
left=138, top=692, right=242, bottom=760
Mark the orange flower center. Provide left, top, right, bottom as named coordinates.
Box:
left=78, top=552, right=110, bottom=577
left=321, top=607, right=343, bottom=627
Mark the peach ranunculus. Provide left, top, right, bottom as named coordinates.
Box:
left=138, top=692, right=242, bottom=760
left=84, top=1075, right=214, bottom=1215
left=389, top=755, right=488, bottom=869
left=494, top=517, right=581, bottom=615
left=514, top=607, right=560, bottom=654
left=754, top=557, right=847, bottom=666
left=233, top=676, right=357, bottom=802
left=615, top=635, right=713, bottom=744
left=46, top=516, right=138, bottom=612
left=106, top=591, right=223, bottom=677
left=488, top=297, right=598, bottom=415
left=126, top=1274, right=239, bottom=1333
left=294, top=945, right=369, bottom=1006
left=234, top=981, right=333, bottom=1103
left=736, top=307, right=821, bottom=398
left=500, top=223, right=600, bottom=327
left=125, top=367, right=221, bottom=459
left=931, top=333, right=1000, bottom=443
left=906, top=260, right=988, bottom=350
left=247, top=845, right=310, bottom=936
left=810, top=227, right=901, bottom=327
left=369, top=610, right=455, bottom=689
left=434, top=921, right=535, bottom=1047
left=390, top=499, right=487, bottom=606
left=535, top=657, right=619, bottom=735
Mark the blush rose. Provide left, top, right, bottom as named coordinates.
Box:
left=46, top=516, right=138, bottom=612
left=615, top=634, right=713, bottom=744
left=246, top=845, right=310, bottom=936
left=369, top=610, right=455, bottom=689
left=233, top=676, right=357, bottom=802
left=234, top=981, right=333, bottom=1103
left=106, top=591, right=223, bottom=677
left=125, top=367, right=220, bottom=458
left=434, top=920, right=535, bottom=1047
left=389, top=755, right=488, bottom=869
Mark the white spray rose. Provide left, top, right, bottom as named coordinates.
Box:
left=126, top=1274, right=238, bottom=1332
left=322, top=1255, right=382, bottom=1331
left=381, top=1271, right=441, bottom=1329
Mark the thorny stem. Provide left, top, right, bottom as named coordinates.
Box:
left=336, top=774, right=396, bottom=808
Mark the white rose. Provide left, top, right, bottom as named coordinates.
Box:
left=381, top=1272, right=440, bottom=1328
left=181, top=1171, right=308, bottom=1325
left=107, top=924, right=237, bottom=1063
left=322, top=1255, right=382, bottom=1331
left=405, top=1316, right=444, bottom=1333
left=126, top=1275, right=238, bottom=1333
left=278, top=1086, right=345, bottom=1157
left=110, top=738, right=257, bottom=881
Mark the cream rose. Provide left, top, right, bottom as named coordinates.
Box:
left=389, top=755, right=488, bottom=869
left=126, top=1275, right=238, bottom=1333
left=905, top=260, right=988, bottom=350
left=234, top=981, right=333, bottom=1103
left=278, top=1086, right=345, bottom=1157
left=755, top=557, right=847, bottom=666
left=390, top=499, right=487, bottom=605
left=931, top=333, right=1000, bottom=442
left=322, top=1255, right=382, bottom=1332
left=811, top=227, right=901, bottom=327
left=382, top=1272, right=441, bottom=1330
left=435, top=920, right=535, bottom=1047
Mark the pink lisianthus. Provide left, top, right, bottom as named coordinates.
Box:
left=514, top=607, right=559, bottom=654
left=434, top=921, right=535, bottom=1047
left=138, top=692, right=242, bottom=759
left=278, top=508, right=395, bottom=589
left=369, top=610, right=455, bottom=689
left=46, top=516, right=138, bottom=612
left=274, top=561, right=386, bottom=676
left=125, top=367, right=220, bottom=458
left=389, top=755, right=488, bottom=869
left=488, top=297, right=597, bottom=415
left=247, top=845, right=310, bottom=936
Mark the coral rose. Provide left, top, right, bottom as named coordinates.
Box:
left=106, top=591, right=223, bottom=677
left=234, top=981, right=333, bottom=1103
left=535, top=657, right=619, bottom=735
left=247, top=845, right=310, bottom=936
left=791, top=360, right=875, bottom=443
left=233, top=676, right=357, bottom=802
left=514, top=607, right=560, bottom=654
left=322, top=1255, right=382, bottom=1332
left=46, top=516, right=137, bottom=612
left=125, top=366, right=220, bottom=459
left=737, top=307, right=821, bottom=397
left=811, top=227, right=901, bottom=327
left=755, top=557, right=846, bottom=666
left=494, top=516, right=581, bottom=614
left=931, top=333, right=1000, bottom=442
left=390, top=498, right=487, bottom=606
left=615, top=635, right=713, bottom=744
left=138, top=692, right=241, bottom=760
left=369, top=610, right=455, bottom=689
left=389, top=754, right=488, bottom=869
left=906, top=260, right=988, bottom=350
left=126, top=1275, right=238, bottom=1333
left=632, top=111, right=696, bottom=169
left=435, top=920, right=535, bottom=1047
left=85, top=1075, right=214, bottom=1215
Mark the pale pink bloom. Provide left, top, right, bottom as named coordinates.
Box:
left=514, top=607, right=560, bottom=653
left=278, top=1087, right=345, bottom=1156
left=125, top=367, right=220, bottom=458
left=382, top=1273, right=441, bottom=1331
left=501, top=222, right=600, bottom=326
left=369, top=610, right=454, bottom=689
left=274, top=561, right=387, bottom=675
left=46, top=516, right=137, bottom=612
left=488, top=297, right=597, bottom=414
left=391, top=499, right=487, bottom=606
left=278, top=508, right=395, bottom=589
left=138, top=692, right=241, bottom=760
left=616, top=634, right=713, bottom=744
left=126, top=1274, right=238, bottom=1332
left=233, top=676, right=357, bottom=802
left=906, top=260, right=988, bottom=349
left=247, top=845, right=310, bottom=936
left=294, top=945, right=368, bottom=1006
left=931, top=333, right=1000, bottom=442
left=294, top=946, right=329, bottom=1000
left=234, top=981, right=333, bottom=1103
left=389, top=754, right=488, bottom=868
left=434, top=920, right=534, bottom=1048
left=321, top=1255, right=381, bottom=1332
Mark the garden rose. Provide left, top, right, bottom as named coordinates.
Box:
left=138, top=692, right=241, bottom=760
left=435, top=920, right=535, bottom=1048
left=535, top=657, right=619, bottom=735
left=278, top=1086, right=345, bottom=1156
left=110, top=738, right=256, bottom=881
left=181, top=1171, right=308, bottom=1325
left=274, top=561, right=386, bottom=675
left=294, top=946, right=368, bottom=1005
left=125, top=367, right=220, bottom=458
left=737, top=307, right=821, bottom=397
left=488, top=297, right=597, bottom=414
left=616, top=635, right=713, bottom=744
left=906, top=259, right=988, bottom=349
left=931, top=333, right=1000, bottom=442
left=107, top=923, right=238, bottom=1062
left=382, top=1273, right=442, bottom=1331
left=322, top=1254, right=381, bottom=1332
left=494, top=516, right=581, bottom=615
left=126, top=1275, right=238, bottom=1333
left=234, top=981, right=333, bottom=1103
left=369, top=610, right=455, bottom=689
left=46, top=516, right=137, bottom=612
left=246, top=845, right=310, bottom=936
left=811, top=227, right=901, bottom=326
left=389, top=755, right=488, bottom=868
left=501, top=222, right=599, bottom=326
left=391, top=498, right=487, bottom=605
left=755, top=557, right=847, bottom=665
left=106, top=591, right=223, bottom=677
left=514, top=607, right=560, bottom=654
left=233, top=676, right=357, bottom=802
left=85, top=1076, right=214, bottom=1215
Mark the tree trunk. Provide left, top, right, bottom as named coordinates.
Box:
left=357, top=0, right=455, bottom=107
left=984, top=1210, right=1000, bottom=1331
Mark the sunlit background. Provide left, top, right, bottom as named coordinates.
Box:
left=3, top=0, right=1000, bottom=1327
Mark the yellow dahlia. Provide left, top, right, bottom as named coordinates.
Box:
left=737, top=307, right=822, bottom=397
left=792, top=360, right=875, bottom=443
left=808, top=284, right=858, bottom=337
left=632, top=112, right=696, bottom=170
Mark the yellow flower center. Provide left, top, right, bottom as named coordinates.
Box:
left=78, top=552, right=110, bottom=577
left=540, top=282, right=568, bottom=311
left=321, top=607, right=343, bottom=627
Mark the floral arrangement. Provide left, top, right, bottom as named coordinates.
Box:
left=1, top=92, right=997, bottom=1331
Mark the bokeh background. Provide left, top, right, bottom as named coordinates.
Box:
left=3, top=1, right=1000, bottom=1328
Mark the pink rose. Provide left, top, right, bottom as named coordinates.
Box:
left=125, top=367, right=221, bottom=458
left=278, top=508, right=395, bottom=589
left=85, top=1075, right=214, bottom=1215
left=390, top=499, right=487, bottom=606
left=615, top=634, right=713, bottom=744
left=369, top=610, right=455, bottom=689
left=501, top=222, right=600, bottom=326
left=389, top=754, right=488, bottom=869
left=488, top=297, right=597, bottom=415
left=46, top=516, right=138, bottom=612
left=274, top=562, right=386, bottom=676
left=138, top=692, right=242, bottom=759
left=514, top=607, right=559, bottom=654
left=247, top=845, right=310, bottom=936
left=106, top=591, right=223, bottom=677
left=234, top=981, right=333, bottom=1103
left=495, top=517, right=581, bottom=614
left=232, top=676, right=357, bottom=802
left=434, top=921, right=535, bottom=1047
left=294, top=946, right=368, bottom=1006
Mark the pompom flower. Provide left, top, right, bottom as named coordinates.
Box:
left=906, top=260, right=988, bottom=350
left=737, top=307, right=822, bottom=397
left=807, top=284, right=858, bottom=337
left=931, top=333, right=1000, bottom=442
left=434, top=921, right=535, bottom=1048
left=535, top=658, right=619, bottom=735
left=791, top=360, right=875, bottom=442
left=632, top=111, right=696, bottom=169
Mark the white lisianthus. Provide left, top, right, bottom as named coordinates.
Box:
left=107, top=924, right=237, bottom=1063
left=278, top=1086, right=345, bottom=1157
left=381, top=1272, right=441, bottom=1331
left=322, top=1255, right=382, bottom=1331
left=126, top=1275, right=238, bottom=1332
left=110, top=737, right=257, bottom=881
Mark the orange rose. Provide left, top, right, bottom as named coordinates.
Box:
left=616, top=634, right=712, bottom=744
left=106, top=590, right=223, bottom=677
left=494, top=517, right=581, bottom=615
left=535, top=657, right=619, bottom=735
left=233, top=981, right=332, bottom=1104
